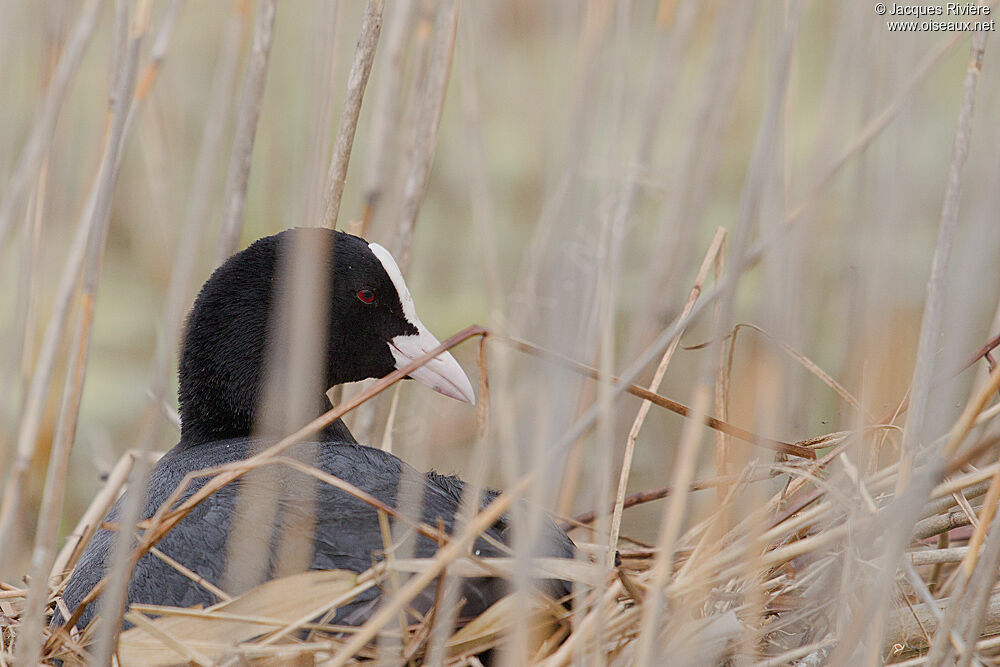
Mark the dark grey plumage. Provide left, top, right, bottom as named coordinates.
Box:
left=52, top=229, right=575, bottom=632
left=55, top=439, right=574, bottom=630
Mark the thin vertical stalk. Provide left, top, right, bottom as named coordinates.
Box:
left=373, top=0, right=461, bottom=617
left=390, top=0, right=457, bottom=274
left=580, top=5, right=634, bottom=658
left=360, top=0, right=415, bottom=237
left=506, top=1, right=610, bottom=346
left=321, top=0, right=384, bottom=230
left=148, top=0, right=248, bottom=401
left=8, top=158, right=45, bottom=418
left=609, top=228, right=726, bottom=554
left=351, top=0, right=455, bottom=445
left=15, top=294, right=95, bottom=666
left=633, top=385, right=714, bottom=665
left=0, top=0, right=104, bottom=252
left=0, top=182, right=92, bottom=577
left=302, top=0, right=342, bottom=227
left=839, top=27, right=988, bottom=664
left=84, top=1, right=156, bottom=659
left=955, top=481, right=1000, bottom=667
left=50, top=450, right=137, bottom=580
left=0, top=0, right=154, bottom=578
left=424, top=334, right=493, bottom=664
left=610, top=0, right=698, bottom=254
left=215, top=0, right=278, bottom=263
left=635, top=3, right=801, bottom=661
left=713, top=243, right=730, bottom=503
left=456, top=7, right=503, bottom=327
left=14, top=4, right=177, bottom=659
left=901, top=32, right=988, bottom=468
left=223, top=232, right=331, bottom=595
left=634, top=1, right=756, bottom=352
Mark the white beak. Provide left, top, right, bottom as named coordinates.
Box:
left=389, top=322, right=476, bottom=404
left=367, top=240, right=475, bottom=404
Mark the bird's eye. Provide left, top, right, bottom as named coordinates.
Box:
left=357, top=289, right=375, bottom=304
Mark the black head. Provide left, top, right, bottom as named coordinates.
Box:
left=177, top=228, right=474, bottom=443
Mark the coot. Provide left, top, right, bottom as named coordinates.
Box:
left=53, top=228, right=574, bottom=632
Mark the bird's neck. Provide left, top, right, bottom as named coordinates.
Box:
left=178, top=348, right=358, bottom=446
left=178, top=407, right=357, bottom=447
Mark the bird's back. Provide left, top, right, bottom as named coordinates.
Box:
left=54, top=438, right=575, bottom=631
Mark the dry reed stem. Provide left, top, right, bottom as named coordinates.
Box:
left=456, top=8, right=504, bottom=327
left=495, top=335, right=814, bottom=459
left=637, top=1, right=755, bottom=350
left=148, top=0, right=248, bottom=401
left=0, top=0, right=104, bottom=251
left=729, top=323, right=873, bottom=418
left=424, top=335, right=495, bottom=662
left=901, top=560, right=958, bottom=656
left=902, top=23, right=988, bottom=467
left=85, top=3, right=157, bottom=661
left=376, top=507, right=412, bottom=658
left=0, top=33, right=118, bottom=583
left=945, top=366, right=1000, bottom=460
left=350, top=0, right=442, bottom=443
left=377, top=384, right=402, bottom=452
left=8, top=156, right=46, bottom=422
left=148, top=547, right=231, bottom=602
left=391, top=0, right=458, bottom=274
left=626, top=0, right=698, bottom=223
left=714, top=237, right=730, bottom=503
left=738, top=29, right=966, bottom=291
left=223, top=229, right=330, bottom=593
left=505, top=0, right=610, bottom=345
left=51, top=451, right=141, bottom=579
left=961, top=451, right=1000, bottom=576
left=608, top=227, right=726, bottom=554
left=32, top=0, right=183, bottom=616
left=955, top=492, right=1000, bottom=666
left=318, top=0, right=386, bottom=445
left=215, top=0, right=278, bottom=263
left=302, top=0, right=342, bottom=228
left=568, top=470, right=774, bottom=529
left=587, top=0, right=642, bottom=588
left=634, top=384, right=714, bottom=666
left=321, top=0, right=385, bottom=229
left=6, top=7, right=165, bottom=660
left=361, top=0, right=416, bottom=236
left=540, top=581, right=624, bottom=666
left=14, top=302, right=98, bottom=665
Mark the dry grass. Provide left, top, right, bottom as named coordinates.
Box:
left=3, top=1, right=1000, bottom=664
left=6, top=329, right=1000, bottom=664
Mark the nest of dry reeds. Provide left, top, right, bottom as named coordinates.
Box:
left=3, top=322, right=1000, bottom=664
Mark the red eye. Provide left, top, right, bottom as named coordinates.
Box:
left=357, top=289, right=375, bottom=304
